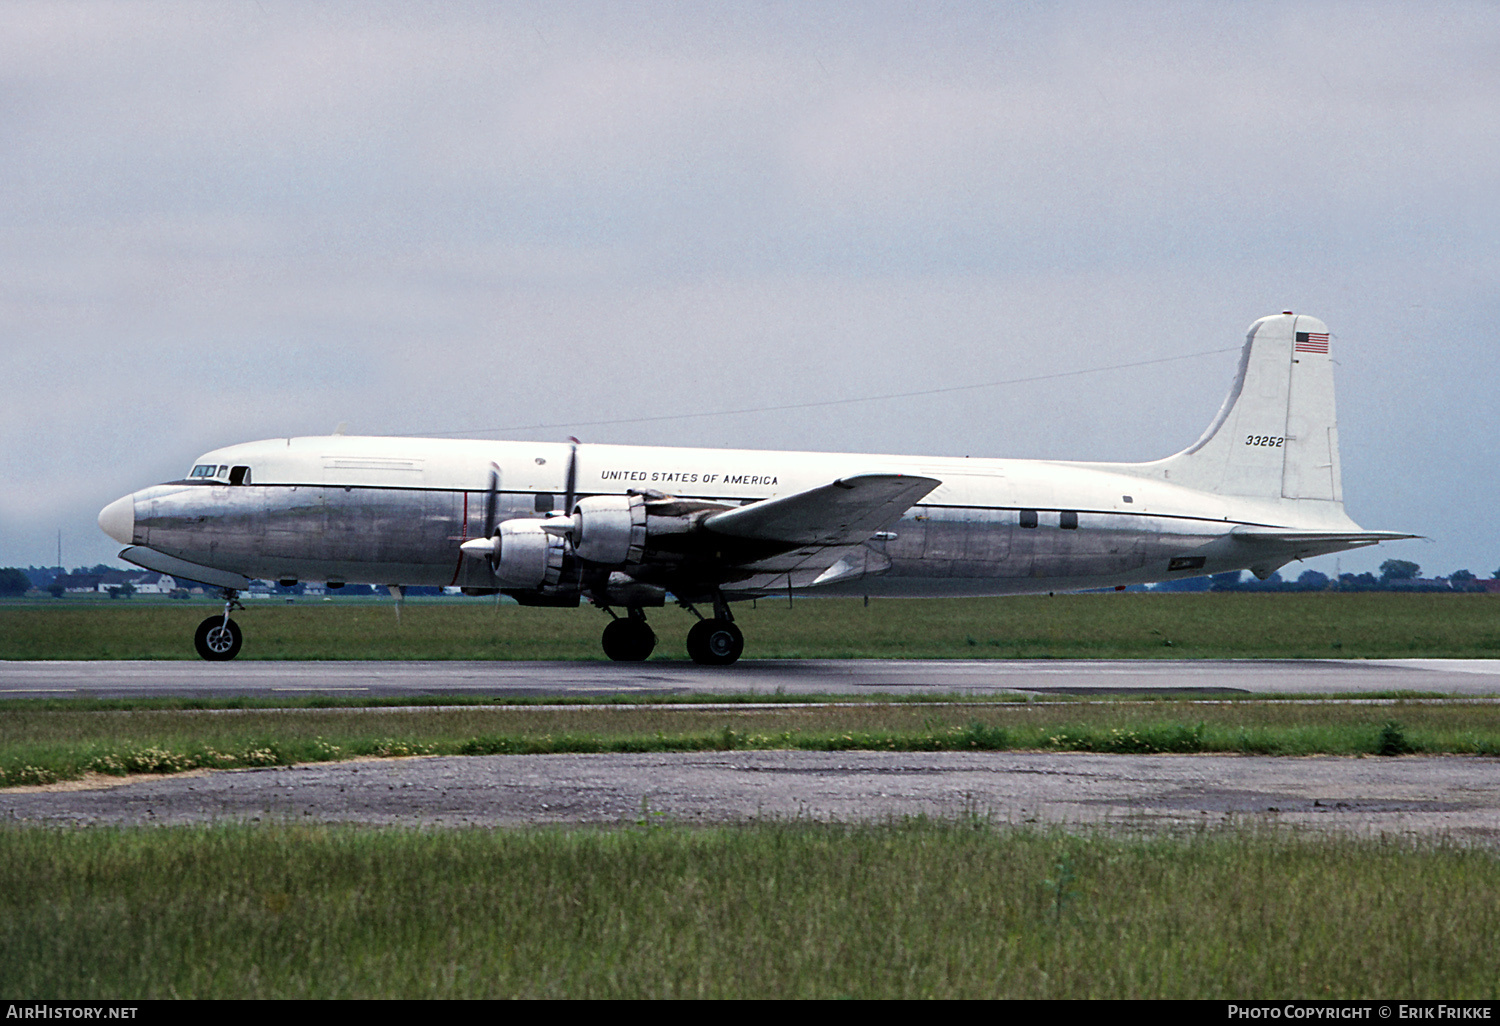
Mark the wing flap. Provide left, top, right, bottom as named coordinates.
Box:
left=702, top=474, right=940, bottom=547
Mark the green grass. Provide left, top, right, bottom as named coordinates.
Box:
left=2, top=821, right=1496, bottom=998
left=4, top=700, right=1498, bottom=786
left=3, top=592, right=1500, bottom=660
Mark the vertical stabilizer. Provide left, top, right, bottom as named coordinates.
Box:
left=1132, top=313, right=1343, bottom=503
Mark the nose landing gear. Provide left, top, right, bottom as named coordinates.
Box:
left=194, top=590, right=245, bottom=661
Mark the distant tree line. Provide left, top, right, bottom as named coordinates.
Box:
left=1150, top=560, right=1499, bottom=593
left=0, top=568, right=32, bottom=596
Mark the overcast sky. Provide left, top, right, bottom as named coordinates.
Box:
left=2, top=1, right=1495, bottom=578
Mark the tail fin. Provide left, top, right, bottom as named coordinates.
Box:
left=1136, top=312, right=1343, bottom=503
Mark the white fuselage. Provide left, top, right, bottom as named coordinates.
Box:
left=100, top=314, right=1407, bottom=611
left=113, top=432, right=1348, bottom=599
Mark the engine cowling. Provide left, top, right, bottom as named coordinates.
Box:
left=525, top=490, right=738, bottom=575
left=460, top=518, right=565, bottom=588
left=568, top=494, right=648, bottom=566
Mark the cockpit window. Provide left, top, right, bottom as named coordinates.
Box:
left=189, top=464, right=242, bottom=481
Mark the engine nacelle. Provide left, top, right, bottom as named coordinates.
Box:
left=527, top=490, right=735, bottom=576
left=484, top=518, right=565, bottom=589
left=597, top=571, right=667, bottom=608
left=570, top=494, right=648, bottom=566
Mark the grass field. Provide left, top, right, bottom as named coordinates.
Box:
left=3, top=820, right=1496, bottom=999
left=3, top=699, right=1496, bottom=786
left=3, top=591, right=1499, bottom=660
left=5, top=596, right=1498, bottom=999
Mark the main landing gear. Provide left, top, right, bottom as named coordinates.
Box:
left=600, top=608, right=657, bottom=662
left=194, top=589, right=245, bottom=661
left=598, top=594, right=744, bottom=666
left=685, top=618, right=743, bottom=666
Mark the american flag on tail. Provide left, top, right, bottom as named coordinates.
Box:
left=1295, top=331, right=1330, bottom=353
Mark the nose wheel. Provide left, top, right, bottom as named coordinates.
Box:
left=194, top=615, right=243, bottom=660
left=194, top=590, right=245, bottom=661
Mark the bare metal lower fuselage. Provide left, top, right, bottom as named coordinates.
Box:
left=122, top=452, right=1305, bottom=601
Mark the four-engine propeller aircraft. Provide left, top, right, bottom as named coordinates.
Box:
left=98, top=312, right=1413, bottom=664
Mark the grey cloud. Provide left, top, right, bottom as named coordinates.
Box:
left=1, top=1, right=1494, bottom=576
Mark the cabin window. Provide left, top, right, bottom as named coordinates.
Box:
left=229, top=466, right=251, bottom=486
left=1019, top=509, right=1038, bottom=529
left=1060, top=511, right=1079, bottom=530
left=534, top=492, right=555, bottom=513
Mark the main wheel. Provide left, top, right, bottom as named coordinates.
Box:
left=194, top=616, right=243, bottom=661
left=601, top=617, right=656, bottom=661
left=686, top=618, right=744, bottom=666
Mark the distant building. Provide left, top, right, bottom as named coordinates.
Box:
left=1385, top=577, right=1461, bottom=592
left=92, top=571, right=176, bottom=595
left=53, top=574, right=103, bottom=594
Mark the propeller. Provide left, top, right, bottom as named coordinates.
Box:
left=563, top=437, right=579, bottom=516
left=484, top=462, right=500, bottom=540
left=460, top=462, right=503, bottom=563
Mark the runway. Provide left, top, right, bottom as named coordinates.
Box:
left=2, top=657, right=1500, bottom=699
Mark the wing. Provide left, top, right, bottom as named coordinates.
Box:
left=702, top=474, right=940, bottom=546
left=695, top=473, right=939, bottom=591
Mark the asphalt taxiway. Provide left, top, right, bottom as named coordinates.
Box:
left=6, top=659, right=1498, bottom=839
left=2, top=658, right=1499, bottom=699
left=6, top=751, right=1499, bottom=843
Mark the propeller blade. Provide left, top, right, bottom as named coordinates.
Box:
left=563, top=438, right=579, bottom=515
left=483, top=462, right=500, bottom=540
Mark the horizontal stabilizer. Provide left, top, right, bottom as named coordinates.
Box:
left=1229, top=527, right=1423, bottom=571
left=118, top=545, right=252, bottom=591
left=702, top=474, right=940, bottom=547
left=1231, top=527, right=1421, bottom=547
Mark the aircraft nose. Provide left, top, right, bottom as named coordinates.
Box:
left=98, top=494, right=136, bottom=545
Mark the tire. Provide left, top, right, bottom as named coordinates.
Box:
left=194, top=616, right=243, bottom=661
left=686, top=618, right=744, bottom=666
left=601, top=618, right=656, bottom=662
